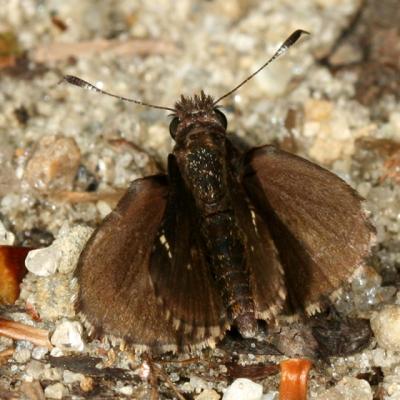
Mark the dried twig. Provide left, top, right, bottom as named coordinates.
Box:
left=0, top=318, right=52, bottom=348
left=0, top=347, right=14, bottom=362
left=152, top=363, right=187, bottom=400
left=32, top=38, right=176, bottom=63
left=226, top=361, right=279, bottom=380
left=157, top=356, right=200, bottom=365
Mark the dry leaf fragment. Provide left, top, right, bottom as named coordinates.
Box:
left=0, top=245, right=30, bottom=304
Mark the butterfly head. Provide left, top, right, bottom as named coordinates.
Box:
left=169, top=91, right=227, bottom=141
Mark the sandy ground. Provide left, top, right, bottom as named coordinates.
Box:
left=1, top=0, right=400, bottom=399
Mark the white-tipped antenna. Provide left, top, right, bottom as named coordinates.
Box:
left=61, top=75, right=176, bottom=112
left=213, top=29, right=309, bottom=105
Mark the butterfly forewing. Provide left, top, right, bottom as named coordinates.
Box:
left=242, top=145, right=375, bottom=313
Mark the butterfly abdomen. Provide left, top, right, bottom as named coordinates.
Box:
left=202, top=210, right=257, bottom=337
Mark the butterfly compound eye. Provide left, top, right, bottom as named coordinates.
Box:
left=214, top=108, right=227, bottom=129
left=169, top=116, right=180, bottom=138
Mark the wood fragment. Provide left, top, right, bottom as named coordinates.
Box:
left=152, top=363, right=187, bottom=400
left=226, top=361, right=279, bottom=380
left=25, top=302, right=41, bottom=322
left=51, top=16, right=68, bottom=32
left=32, top=38, right=176, bottom=63
left=0, top=318, right=52, bottom=348
left=0, top=245, right=30, bottom=305
left=279, top=358, right=312, bottom=400
left=0, top=55, right=16, bottom=68
left=0, top=347, right=14, bottom=363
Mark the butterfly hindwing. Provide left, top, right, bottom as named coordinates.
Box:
left=242, top=145, right=375, bottom=313
left=149, top=155, right=228, bottom=342
left=226, top=148, right=287, bottom=323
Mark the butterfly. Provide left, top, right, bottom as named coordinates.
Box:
left=64, top=30, right=375, bottom=353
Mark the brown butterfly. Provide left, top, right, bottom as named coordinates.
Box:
left=64, top=30, right=375, bottom=353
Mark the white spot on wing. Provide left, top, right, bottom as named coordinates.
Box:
left=250, top=209, right=259, bottom=235
left=159, top=233, right=172, bottom=258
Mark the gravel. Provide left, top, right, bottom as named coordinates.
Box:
left=1, top=0, right=400, bottom=399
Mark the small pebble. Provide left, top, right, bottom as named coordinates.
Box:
left=24, top=135, right=80, bottom=192
left=80, top=376, right=94, bottom=392
left=31, top=346, right=49, bottom=360
left=196, top=389, right=221, bottom=400
left=262, top=392, right=278, bottom=400
left=222, top=378, right=263, bottom=400
left=190, top=375, right=208, bottom=392
left=63, top=369, right=84, bottom=384
left=24, top=225, right=93, bottom=276
left=42, top=366, right=62, bottom=381
left=370, top=305, right=400, bottom=351
left=44, top=383, right=68, bottom=400
left=319, top=377, right=372, bottom=400
left=25, top=360, right=45, bottom=380
left=96, top=200, right=112, bottom=218
left=0, top=220, right=15, bottom=245
left=50, top=347, right=64, bottom=357
left=13, top=348, right=31, bottom=364
left=25, top=246, right=62, bottom=276
left=117, top=385, right=134, bottom=396
left=0, top=336, right=13, bottom=351
left=51, top=320, right=84, bottom=351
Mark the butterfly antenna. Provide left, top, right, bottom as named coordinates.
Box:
left=213, top=29, right=310, bottom=105
left=60, top=75, right=176, bottom=112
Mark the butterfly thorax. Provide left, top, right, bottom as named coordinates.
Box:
left=174, top=131, right=228, bottom=214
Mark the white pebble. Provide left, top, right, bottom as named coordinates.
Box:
left=25, top=225, right=93, bottom=276
left=26, top=360, right=45, bottom=380
left=13, top=348, right=31, bottom=363
left=262, top=392, right=278, bottom=400
left=223, top=378, right=263, bottom=400
left=319, top=377, right=372, bottom=400
left=190, top=375, right=208, bottom=391
left=50, top=347, right=64, bottom=357
left=63, top=369, right=84, bottom=384
left=96, top=200, right=112, bottom=218
left=51, top=321, right=84, bottom=352
left=25, top=246, right=62, bottom=276
left=117, top=385, right=133, bottom=396
left=0, top=220, right=15, bottom=245
left=371, top=305, right=400, bottom=351
left=44, top=383, right=68, bottom=399
left=31, top=346, right=49, bottom=360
